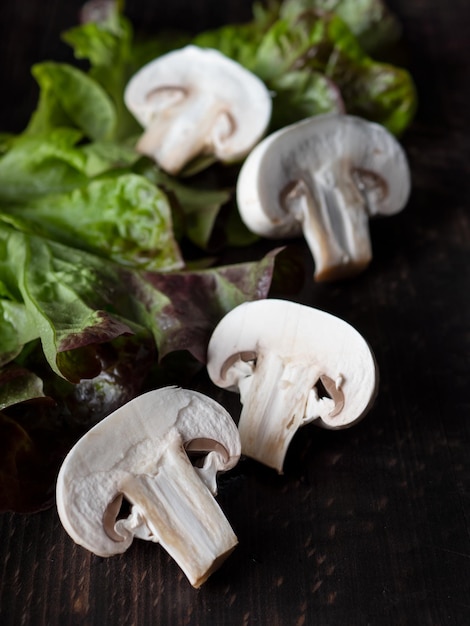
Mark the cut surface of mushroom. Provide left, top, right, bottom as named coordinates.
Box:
left=206, top=299, right=378, bottom=473
left=124, top=45, right=272, bottom=175
left=56, top=386, right=241, bottom=588
left=236, top=114, right=411, bottom=282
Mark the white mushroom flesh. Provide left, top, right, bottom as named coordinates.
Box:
left=207, top=299, right=378, bottom=473
left=124, top=45, right=272, bottom=175
left=236, top=114, right=411, bottom=281
left=56, top=386, right=241, bottom=588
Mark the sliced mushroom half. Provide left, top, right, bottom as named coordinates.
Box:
left=236, top=114, right=411, bottom=281
left=124, top=45, right=272, bottom=175
left=56, top=386, right=241, bottom=588
left=206, top=299, right=378, bottom=473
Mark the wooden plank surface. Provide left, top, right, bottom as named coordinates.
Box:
left=0, top=1, right=469, bottom=624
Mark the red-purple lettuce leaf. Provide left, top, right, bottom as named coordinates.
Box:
left=128, top=249, right=279, bottom=363
left=53, top=330, right=157, bottom=428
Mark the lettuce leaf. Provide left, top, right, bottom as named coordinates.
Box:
left=257, top=12, right=416, bottom=135
left=27, top=62, right=117, bottom=141
left=278, top=0, right=402, bottom=54
left=130, top=249, right=278, bottom=362
left=0, top=223, right=138, bottom=382
left=193, top=2, right=416, bottom=135
left=62, top=13, right=138, bottom=141
left=62, top=4, right=189, bottom=140
left=4, top=174, right=184, bottom=271
left=140, top=164, right=233, bottom=250
left=0, top=129, right=88, bottom=202
left=0, top=365, right=47, bottom=410
left=269, top=70, right=345, bottom=129
left=0, top=301, right=39, bottom=367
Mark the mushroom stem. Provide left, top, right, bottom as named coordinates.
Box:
left=119, top=433, right=237, bottom=588
left=136, top=97, right=222, bottom=175
left=284, top=169, right=372, bottom=282
left=237, top=351, right=315, bottom=473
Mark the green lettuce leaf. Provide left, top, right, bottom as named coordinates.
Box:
left=62, top=11, right=138, bottom=141
left=80, top=140, right=140, bottom=176
left=253, top=13, right=416, bottom=134
left=0, top=129, right=88, bottom=203
left=4, top=173, right=184, bottom=271
left=0, top=223, right=138, bottom=382
left=193, top=2, right=416, bottom=135
left=141, top=164, right=232, bottom=250
left=193, top=22, right=263, bottom=67
left=0, top=365, right=47, bottom=410
left=27, top=62, right=117, bottom=140
left=0, top=301, right=39, bottom=367
left=293, top=13, right=416, bottom=134
left=269, top=70, right=345, bottom=128
left=278, top=0, right=402, bottom=54
left=62, top=3, right=189, bottom=141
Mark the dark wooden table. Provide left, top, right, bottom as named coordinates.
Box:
left=1, top=1, right=469, bottom=624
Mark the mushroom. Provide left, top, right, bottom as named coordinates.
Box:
left=124, top=45, right=272, bottom=175
left=206, top=299, right=378, bottom=473
left=236, top=114, right=411, bottom=282
left=56, top=386, right=241, bottom=588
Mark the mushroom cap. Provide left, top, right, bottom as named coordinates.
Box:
left=124, top=45, right=272, bottom=169
left=56, top=386, right=240, bottom=557
left=236, top=113, right=411, bottom=239
left=206, top=299, right=378, bottom=429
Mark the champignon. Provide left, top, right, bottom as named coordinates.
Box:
left=206, top=299, right=378, bottom=473
left=236, top=114, right=411, bottom=282
left=124, top=45, right=272, bottom=175
left=56, top=386, right=241, bottom=588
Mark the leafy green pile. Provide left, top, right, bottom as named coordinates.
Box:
left=0, top=0, right=416, bottom=512
left=194, top=0, right=416, bottom=134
